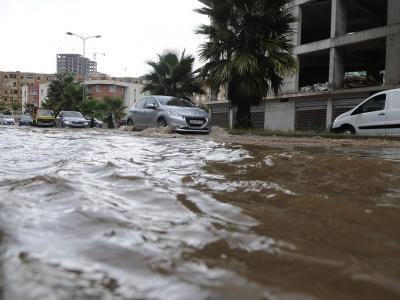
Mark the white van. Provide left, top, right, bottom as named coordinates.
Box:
left=331, top=88, right=400, bottom=135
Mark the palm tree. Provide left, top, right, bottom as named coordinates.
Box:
left=196, top=0, right=297, bottom=128
left=142, top=50, right=204, bottom=100
left=43, top=74, right=83, bottom=114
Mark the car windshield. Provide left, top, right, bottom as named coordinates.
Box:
left=4, top=115, right=13, bottom=119
left=21, top=115, right=32, bottom=120
left=37, top=110, right=54, bottom=116
left=63, top=111, right=83, bottom=118
left=157, top=97, right=194, bottom=108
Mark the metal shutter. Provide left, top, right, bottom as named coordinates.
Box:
left=295, top=99, right=327, bottom=131
left=332, top=97, right=366, bottom=121
left=210, top=103, right=230, bottom=128
left=251, top=105, right=265, bottom=129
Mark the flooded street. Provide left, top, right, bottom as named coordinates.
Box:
left=1, top=126, right=400, bottom=300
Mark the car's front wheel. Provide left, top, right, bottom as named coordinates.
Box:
left=127, top=119, right=134, bottom=126
left=339, top=125, right=356, bottom=135
left=157, top=118, right=168, bottom=128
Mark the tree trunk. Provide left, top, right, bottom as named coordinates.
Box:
left=235, top=101, right=253, bottom=129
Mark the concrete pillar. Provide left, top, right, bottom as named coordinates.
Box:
left=385, top=0, right=400, bottom=86
left=326, top=98, right=333, bottom=128
left=387, top=0, right=400, bottom=26
left=292, top=5, right=302, bottom=45
left=229, top=106, right=234, bottom=129
left=331, top=0, right=347, bottom=38
left=385, top=35, right=400, bottom=86
left=329, top=48, right=345, bottom=90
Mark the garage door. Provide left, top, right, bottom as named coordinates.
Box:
left=295, top=99, right=327, bottom=131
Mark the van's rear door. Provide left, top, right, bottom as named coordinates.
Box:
left=386, top=91, right=400, bottom=135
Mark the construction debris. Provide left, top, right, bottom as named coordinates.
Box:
left=343, top=76, right=380, bottom=89
left=300, top=82, right=329, bottom=94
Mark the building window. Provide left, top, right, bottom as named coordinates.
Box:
left=121, top=88, right=124, bottom=95
left=10, top=74, right=16, bottom=79
left=20, top=76, right=24, bottom=79
left=4, top=75, right=7, bottom=79
left=96, top=85, right=101, bottom=92
left=26, top=74, right=33, bottom=79
left=36, top=77, right=41, bottom=81
left=109, top=85, right=116, bottom=93
left=13, top=82, right=17, bottom=87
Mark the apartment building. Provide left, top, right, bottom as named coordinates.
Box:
left=57, top=54, right=97, bottom=76
left=21, top=84, right=49, bottom=111
left=208, top=0, right=400, bottom=131
left=79, top=80, right=146, bottom=113
left=0, top=71, right=55, bottom=110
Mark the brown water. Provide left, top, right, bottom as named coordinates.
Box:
left=0, top=126, right=400, bottom=300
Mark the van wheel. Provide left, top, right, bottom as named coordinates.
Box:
left=157, top=118, right=167, bottom=127
left=340, top=125, right=355, bottom=135
left=127, top=119, right=134, bottom=126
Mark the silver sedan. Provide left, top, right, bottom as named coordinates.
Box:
left=127, top=96, right=210, bottom=133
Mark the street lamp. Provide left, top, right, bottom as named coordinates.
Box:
left=66, top=32, right=101, bottom=101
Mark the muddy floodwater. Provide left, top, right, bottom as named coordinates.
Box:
left=1, top=126, right=400, bottom=300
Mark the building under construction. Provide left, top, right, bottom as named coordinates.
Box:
left=208, top=0, right=400, bottom=131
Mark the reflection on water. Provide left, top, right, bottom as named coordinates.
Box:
left=0, top=126, right=400, bottom=300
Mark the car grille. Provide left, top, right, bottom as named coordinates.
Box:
left=72, top=121, right=84, bottom=124
left=185, top=117, right=207, bottom=127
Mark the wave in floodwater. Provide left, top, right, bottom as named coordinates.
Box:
left=0, top=126, right=400, bottom=300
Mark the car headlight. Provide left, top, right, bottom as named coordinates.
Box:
left=168, top=111, right=184, bottom=118
left=64, top=121, right=71, bottom=124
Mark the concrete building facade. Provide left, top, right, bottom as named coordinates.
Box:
left=21, top=84, right=49, bottom=111
left=57, top=54, right=97, bottom=76
left=0, top=71, right=55, bottom=111
left=85, top=80, right=147, bottom=113
left=208, top=0, right=400, bottom=131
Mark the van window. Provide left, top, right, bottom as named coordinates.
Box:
left=355, top=94, right=386, bottom=114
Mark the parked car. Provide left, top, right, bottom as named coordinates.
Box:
left=19, top=114, right=33, bottom=126
left=127, top=96, right=210, bottom=133
left=56, top=111, right=89, bottom=128
left=0, top=114, right=15, bottom=125
left=84, top=116, right=103, bottom=128
left=33, top=108, right=55, bottom=127
left=331, top=88, right=400, bottom=135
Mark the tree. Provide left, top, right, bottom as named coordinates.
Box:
left=103, top=96, right=126, bottom=121
left=80, top=96, right=125, bottom=122
left=80, top=99, right=105, bottom=119
left=0, top=101, right=7, bottom=113
left=43, top=74, right=83, bottom=114
left=24, top=103, right=35, bottom=114
left=196, top=0, right=297, bottom=128
left=143, top=50, right=204, bottom=100
left=11, top=100, right=22, bottom=113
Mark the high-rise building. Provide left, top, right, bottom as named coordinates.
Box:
left=56, top=54, right=97, bottom=76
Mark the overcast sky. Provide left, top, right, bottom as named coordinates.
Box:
left=0, top=0, right=209, bottom=77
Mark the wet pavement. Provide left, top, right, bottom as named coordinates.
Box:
left=0, top=126, right=400, bottom=300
